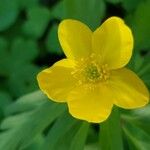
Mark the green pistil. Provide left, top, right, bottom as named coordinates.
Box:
left=85, top=64, right=100, bottom=81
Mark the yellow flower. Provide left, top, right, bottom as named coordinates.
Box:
left=37, top=17, right=149, bottom=123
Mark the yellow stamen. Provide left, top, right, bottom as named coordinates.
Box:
left=71, top=55, right=110, bottom=85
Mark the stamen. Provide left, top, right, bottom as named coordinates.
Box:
left=71, top=55, right=110, bottom=86
left=84, top=63, right=101, bottom=82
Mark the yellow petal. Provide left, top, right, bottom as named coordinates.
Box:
left=109, top=68, right=149, bottom=109
left=92, top=17, right=133, bottom=69
left=37, top=59, right=76, bottom=102
left=58, top=19, right=92, bottom=60
left=67, top=84, right=113, bottom=123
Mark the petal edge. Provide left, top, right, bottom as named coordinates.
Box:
left=37, top=59, right=76, bottom=102
left=109, top=68, right=149, bottom=109
left=58, top=19, right=92, bottom=60
left=92, top=16, right=133, bottom=69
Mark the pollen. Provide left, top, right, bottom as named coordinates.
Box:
left=84, top=63, right=110, bottom=83
left=71, top=55, right=110, bottom=85
left=84, top=64, right=101, bottom=82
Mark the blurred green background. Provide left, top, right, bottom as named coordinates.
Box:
left=0, top=0, right=150, bottom=150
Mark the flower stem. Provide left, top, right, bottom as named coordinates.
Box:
left=99, top=107, right=124, bottom=150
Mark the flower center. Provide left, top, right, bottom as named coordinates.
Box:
left=71, top=55, right=110, bottom=85
left=84, top=64, right=100, bottom=82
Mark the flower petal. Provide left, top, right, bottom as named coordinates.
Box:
left=92, top=17, right=133, bottom=69
left=58, top=19, right=92, bottom=60
left=109, top=68, right=149, bottom=109
left=37, top=59, right=76, bottom=102
left=67, top=84, right=113, bottom=123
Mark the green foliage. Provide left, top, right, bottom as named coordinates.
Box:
left=128, top=52, right=150, bottom=89
left=70, top=122, right=90, bottom=150
left=0, top=91, right=90, bottom=150
left=105, top=0, right=121, bottom=4
left=22, top=7, right=51, bottom=38
left=0, top=92, right=12, bottom=111
left=63, top=0, right=106, bottom=30
left=0, top=92, right=12, bottom=122
left=0, top=91, right=66, bottom=150
left=122, top=105, right=150, bottom=150
left=126, top=0, right=150, bottom=50
left=0, top=37, right=40, bottom=97
left=100, top=107, right=124, bottom=150
left=122, top=0, right=143, bottom=12
left=52, top=0, right=106, bottom=30
left=123, top=121, right=150, bottom=150
left=18, top=0, right=39, bottom=9
left=0, top=0, right=19, bottom=31
left=46, top=23, right=63, bottom=55
left=0, top=0, right=150, bottom=149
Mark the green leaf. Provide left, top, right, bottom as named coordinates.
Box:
left=7, top=61, right=40, bottom=97
left=8, top=64, right=40, bottom=97
left=51, top=0, right=65, bottom=20
left=65, top=0, right=106, bottom=30
left=52, top=0, right=106, bottom=30
left=0, top=37, right=7, bottom=55
left=105, top=0, right=121, bottom=4
left=122, top=104, right=150, bottom=135
left=127, top=52, right=150, bottom=88
left=18, top=0, right=39, bottom=9
left=137, top=55, right=150, bottom=76
left=46, top=23, right=63, bottom=55
left=22, top=7, right=51, bottom=38
left=5, top=91, right=45, bottom=115
left=70, top=122, right=90, bottom=150
left=11, top=37, right=38, bottom=62
left=0, top=37, right=9, bottom=75
left=0, top=91, right=66, bottom=150
left=0, top=91, right=12, bottom=121
left=0, top=37, right=40, bottom=97
left=55, top=122, right=87, bottom=150
left=123, top=120, right=150, bottom=150
left=0, top=0, right=19, bottom=31
left=122, top=0, right=142, bottom=12
left=22, top=134, right=45, bottom=150
left=127, top=0, right=150, bottom=50
left=86, top=126, right=99, bottom=144
left=39, top=113, right=80, bottom=150
left=99, top=107, right=124, bottom=150
left=127, top=53, right=144, bottom=73
left=0, top=92, right=12, bottom=113
left=139, top=54, right=150, bottom=88
left=84, top=143, right=99, bottom=150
